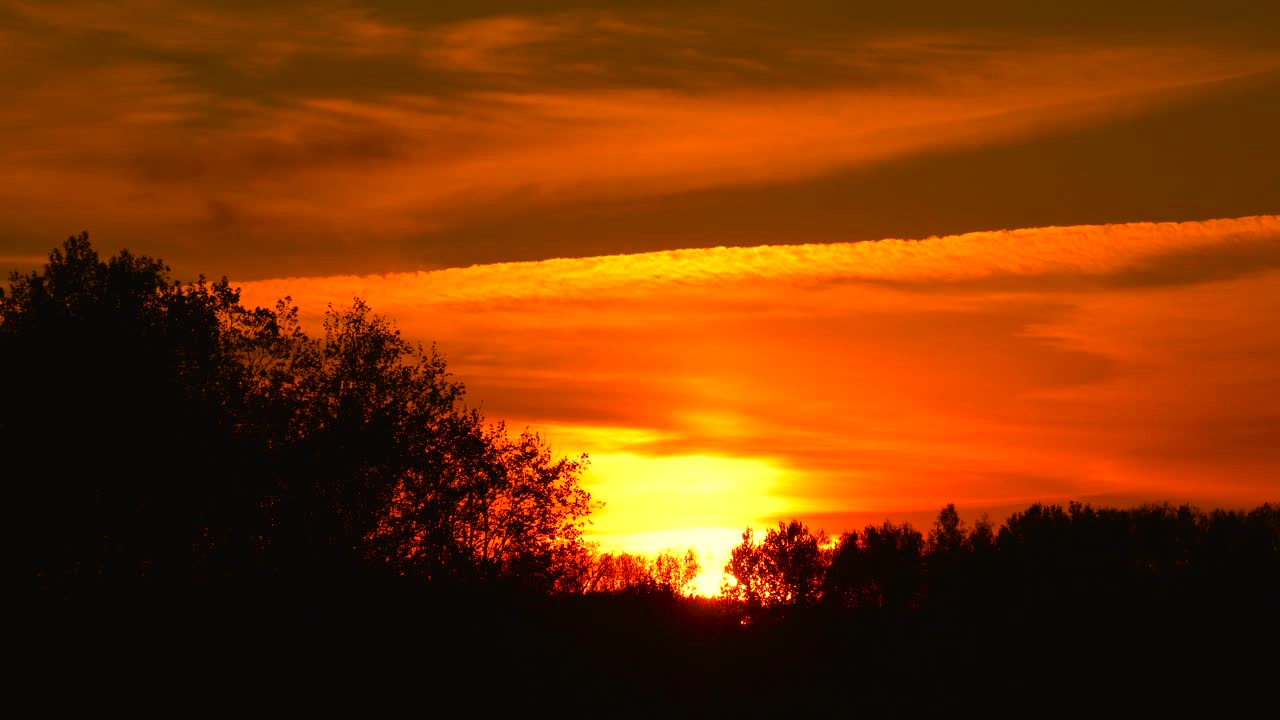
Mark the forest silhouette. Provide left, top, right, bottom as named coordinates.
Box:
left=8, top=234, right=1277, bottom=714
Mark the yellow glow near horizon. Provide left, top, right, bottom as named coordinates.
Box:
left=580, top=452, right=796, bottom=596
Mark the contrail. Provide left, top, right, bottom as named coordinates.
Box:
left=241, top=215, right=1278, bottom=307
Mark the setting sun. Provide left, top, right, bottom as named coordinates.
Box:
left=581, top=452, right=797, bottom=596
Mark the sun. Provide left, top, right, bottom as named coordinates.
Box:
left=581, top=452, right=796, bottom=595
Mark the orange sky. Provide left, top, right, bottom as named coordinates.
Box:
left=237, top=216, right=1280, bottom=593
left=2, top=1, right=1278, bottom=593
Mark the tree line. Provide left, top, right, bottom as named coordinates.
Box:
left=722, top=502, right=1278, bottom=625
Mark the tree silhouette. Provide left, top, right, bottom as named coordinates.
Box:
left=724, top=527, right=766, bottom=619
left=924, top=503, right=971, bottom=607
left=248, top=297, right=468, bottom=577
left=926, top=503, right=967, bottom=556
left=761, top=519, right=828, bottom=609
left=7, top=233, right=594, bottom=595
left=569, top=547, right=701, bottom=596
left=369, top=415, right=593, bottom=588
left=724, top=520, right=828, bottom=619
left=3, top=233, right=256, bottom=592
left=825, top=520, right=923, bottom=612
left=244, top=298, right=595, bottom=588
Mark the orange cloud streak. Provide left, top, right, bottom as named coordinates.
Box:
left=240, top=215, right=1277, bottom=303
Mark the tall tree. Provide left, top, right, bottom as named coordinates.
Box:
left=7, top=234, right=596, bottom=594
left=3, top=233, right=250, bottom=592
left=724, top=528, right=766, bottom=619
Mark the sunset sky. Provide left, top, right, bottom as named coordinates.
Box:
left=3, top=1, right=1278, bottom=593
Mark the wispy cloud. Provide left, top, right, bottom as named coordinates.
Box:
left=2, top=0, right=1275, bottom=277
left=423, top=15, right=571, bottom=74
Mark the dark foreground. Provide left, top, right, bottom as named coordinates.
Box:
left=27, top=571, right=1277, bottom=718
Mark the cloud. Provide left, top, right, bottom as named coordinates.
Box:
left=422, top=15, right=572, bottom=74
left=239, top=215, right=1279, bottom=303
left=2, top=0, right=1276, bottom=278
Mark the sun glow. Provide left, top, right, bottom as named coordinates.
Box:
left=581, top=453, right=796, bottom=596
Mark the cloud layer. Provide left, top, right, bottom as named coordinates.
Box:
left=2, top=1, right=1277, bottom=279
